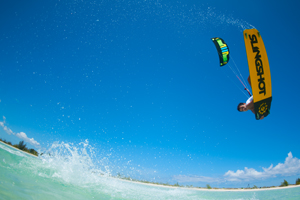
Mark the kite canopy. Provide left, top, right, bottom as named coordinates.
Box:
left=211, top=37, right=230, bottom=66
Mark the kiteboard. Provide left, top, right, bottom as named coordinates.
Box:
left=243, top=29, right=272, bottom=120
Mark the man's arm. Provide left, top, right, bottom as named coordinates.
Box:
left=246, top=99, right=255, bottom=114
left=247, top=76, right=251, bottom=88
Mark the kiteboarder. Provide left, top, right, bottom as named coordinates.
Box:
left=212, top=29, right=271, bottom=120
left=237, top=76, right=264, bottom=120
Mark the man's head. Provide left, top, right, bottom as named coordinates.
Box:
left=237, top=103, right=247, bottom=112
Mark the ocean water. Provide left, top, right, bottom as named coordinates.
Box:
left=1, top=142, right=300, bottom=200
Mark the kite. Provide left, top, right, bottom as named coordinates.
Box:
left=211, top=37, right=230, bottom=66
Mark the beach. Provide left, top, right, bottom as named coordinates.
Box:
left=0, top=141, right=38, bottom=158
left=115, top=175, right=300, bottom=192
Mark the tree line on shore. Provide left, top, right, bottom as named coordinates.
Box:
left=0, top=138, right=38, bottom=156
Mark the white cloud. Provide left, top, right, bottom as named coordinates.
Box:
left=224, top=167, right=270, bottom=182
left=0, top=116, right=40, bottom=148
left=174, top=152, right=300, bottom=183
left=0, top=119, right=14, bottom=135
left=224, top=152, right=300, bottom=182
left=16, top=132, right=40, bottom=147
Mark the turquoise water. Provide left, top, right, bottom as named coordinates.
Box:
left=1, top=142, right=300, bottom=200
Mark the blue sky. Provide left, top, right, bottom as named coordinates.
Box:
left=1, top=0, right=300, bottom=188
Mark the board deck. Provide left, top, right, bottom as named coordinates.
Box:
left=243, top=29, right=272, bottom=120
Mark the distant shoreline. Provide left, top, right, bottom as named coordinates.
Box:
left=116, top=177, right=300, bottom=192
left=186, top=184, right=300, bottom=192
left=0, top=140, right=38, bottom=157
left=1, top=140, right=300, bottom=191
